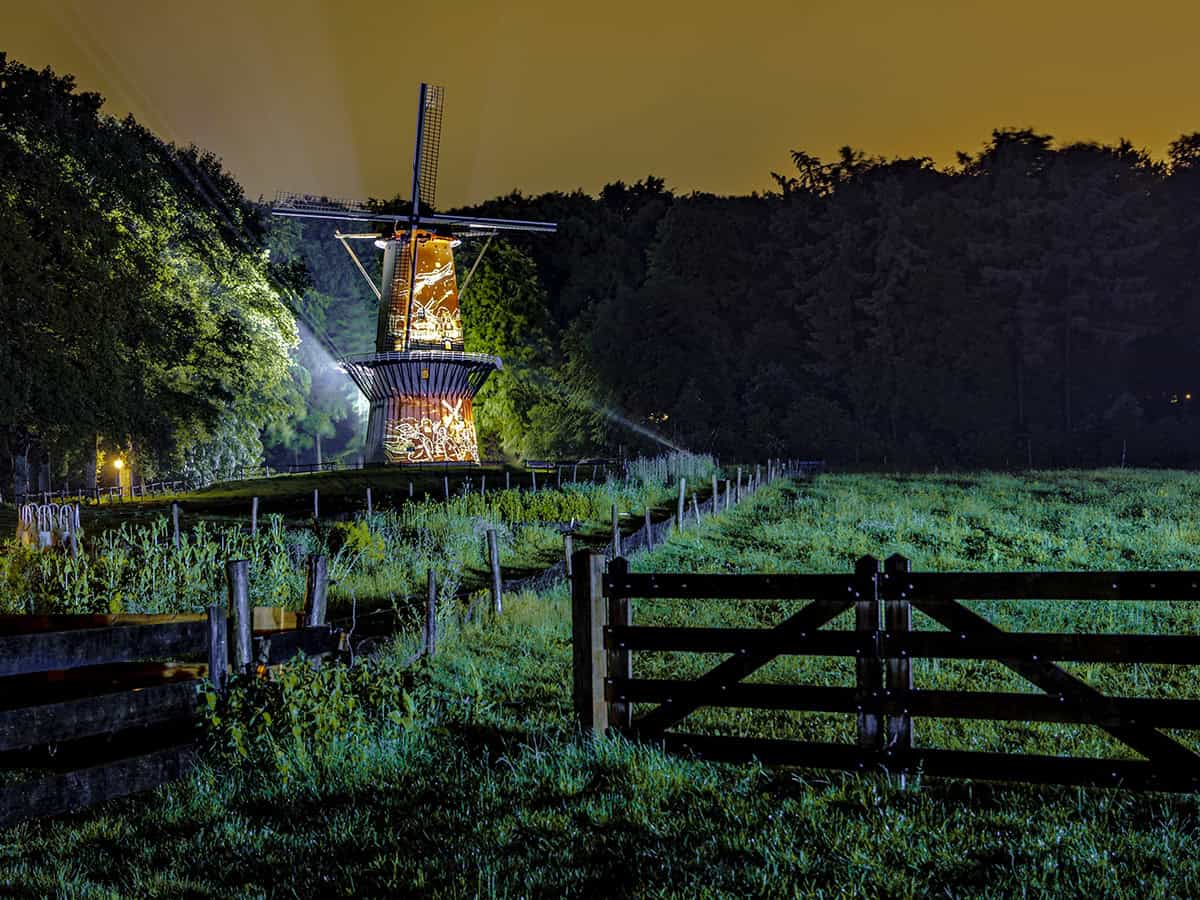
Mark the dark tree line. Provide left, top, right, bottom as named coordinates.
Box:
left=452, top=132, right=1200, bottom=466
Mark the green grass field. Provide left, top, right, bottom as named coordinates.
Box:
left=5, top=470, right=1200, bottom=896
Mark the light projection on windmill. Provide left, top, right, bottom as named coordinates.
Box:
left=271, top=83, right=556, bottom=464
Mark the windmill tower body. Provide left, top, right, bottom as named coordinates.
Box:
left=273, top=83, right=555, bottom=465
left=343, top=230, right=497, bottom=463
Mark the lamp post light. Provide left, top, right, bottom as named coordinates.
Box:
left=113, top=457, right=131, bottom=500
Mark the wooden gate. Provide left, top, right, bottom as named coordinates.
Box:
left=572, top=551, right=1200, bottom=790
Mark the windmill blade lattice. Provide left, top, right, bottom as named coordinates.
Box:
left=415, top=84, right=444, bottom=211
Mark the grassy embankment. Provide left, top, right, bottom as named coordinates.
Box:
left=0, top=455, right=716, bottom=618
left=6, top=470, right=1200, bottom=896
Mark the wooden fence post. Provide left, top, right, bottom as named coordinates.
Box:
left=712, top=473, right=720, bottom=512
left=409, top=480, right=414, bottom=499
left=736, top=467, right=743, bottom=502
left=366, top=487, right=372, bottom=517
left=251, top=496, right=259, bottom=537
left=312, top=489, right=319, bottom=521
left=171, top=503, right=180, bottom=550
left=226, top=560, right=252, bottom=674
left=207, top=604, right=228, bottom=695
left=425, top=569, right=438, bottom=657
left=676, top=478, right=686, bottom=531
left=725, top=479, right=732, bottom=510
left=304, top=555, right=329, bottom=626
left=606, top=556, right=632, bottom=732
left=557, top=465, right=562, bottom=487
left=443, top=476, right=450, bottom=501
left=855, top=555, right=883, bottom=752
left=487, top=528, right=502, bottom=616
left=564, top=531, right=575, bottom=577
left=611, top=504, right=621, bottom=558
left=481, top=475, right=486, bottom=495
left=531, top=470, right=538, bottom=492
left=571, top=550, right=608, bottom=735
left=692, top=494, right=701, bottom=523
left=505, top=470, right=511, bottom=490
left=883, top=553, right=914, bottom=769
left=644, top=506, right=653, bottom=551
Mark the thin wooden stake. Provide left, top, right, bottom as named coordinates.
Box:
left=207, top=604, right=228, bottom=696
left=532, top=470, right=538, bottom=492
left=366, top=487, right=373, bottom=516
left=676, top=478, right=686, bottom=531
left=226, top=560, right=252, bottom=674
left=712, top=473, right=720, bottom=512
left=487, top=529, right=502, bottom=616
left=564, top=531, right=574, bottom=577
left=644, top=506, right=653, bottom=551
left=611, top=504, right=621, bottom=558
left=171, top=503, right=180, bottom=550
left=409, top=480, right=414, bottom=499
left=250, top=496, right=259, bottom=536
left=505, top=470, right=511, bottom=490
left=736, top=467, right=743, bottom=502
left=443, top=476, right=449, bottom=502
left=312, top=488, right=319, bottom=520
left=692, top=494, right=701, bottom=523
left=304, top=555, right=329, bottom=626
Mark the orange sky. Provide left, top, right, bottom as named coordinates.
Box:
left=4, top=0, right=1198, bottom=207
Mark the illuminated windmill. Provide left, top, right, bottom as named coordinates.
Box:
left=273, top=83, right=556, bottom=464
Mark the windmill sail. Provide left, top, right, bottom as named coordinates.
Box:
left=413, top=83, right=444, bottom=213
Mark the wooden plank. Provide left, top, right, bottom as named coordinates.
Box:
left=607, top=558, right=632, bottom=732
left=616, top=679, right=859, bottom=713
left=631, top=596, right=854, bottom=739
left=0, top=683, right=198, bottom=752
left=883, top=555, right=914, bottom=755
left=0, top=744, right=196, bottom=827
left=0, top=663, right=204, bottom=710
left=254, top=625, right=341, bottom=666
left=661, top=733, right=1190, bottom=790
left=251, top=607, right=300, bottom=632
left=606, top=625, right=864, bottom=656
left=0, top=614, right=205, bottom=636
left=891, top=631, right=1200, bottom=664
left=0, top=622, right=208, bottom=678
left=855, top=556, right=883, bottom=750
left=571, top=551, right=608, bottom=735
left=913, top=596, right=1200, bottom=781
left=907, top=571, right=1200, bottom=601
left=613, top=680, right=1200, bottom=728
left=605, top=572, right=856, bottom=600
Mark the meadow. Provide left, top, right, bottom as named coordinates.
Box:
left=4, top=469, right=1200, bottom=896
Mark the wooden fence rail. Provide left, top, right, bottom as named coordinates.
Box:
left=573, top=551, right=1200, bottom=791
left=0, top=585, right=343, bottom=827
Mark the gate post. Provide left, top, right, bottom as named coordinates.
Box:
left=572, top=550, right=609, bottom=736
left=606, top=557, right=632, bottom=733
left=854, top=556, right=883, bottom=752
left=883, top=554, right=915, bottom=764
